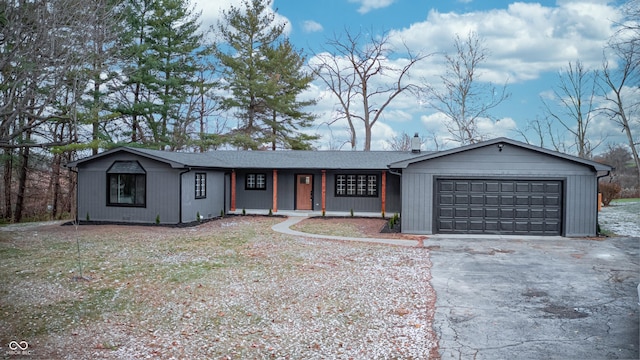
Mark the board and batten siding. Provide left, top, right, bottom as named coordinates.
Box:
left=400, top=144, right=599, bottom=236
left=180, top=170, right=226, bottom=223
left=324, top=171, right=400, bottom=214
left=76, top=153, right=182, bottom=224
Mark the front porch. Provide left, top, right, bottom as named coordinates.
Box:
left=227, top=209, right=389, bottom=218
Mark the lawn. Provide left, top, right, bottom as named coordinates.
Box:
left=0, top=217, right=437, bottom=359
left=599, top=198, right=640, bottom=237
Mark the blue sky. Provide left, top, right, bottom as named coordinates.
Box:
left=197, top=0, right=635, bottom=153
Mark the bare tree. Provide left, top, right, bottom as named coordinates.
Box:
left=426, top=31, right=510, bottom=145
left=312, top=29, right=428, bottom=151
left=542, top=60, right=602, bottom=158
left=516, top=116, right=568, bottom=153
left=600, top=41, right=640, bottom=187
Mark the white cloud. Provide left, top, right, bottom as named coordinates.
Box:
left=388, top=1, right=621, bottom=84
left=194, top=0, right=291, bottom=38
left=302, top=20, right=324, bottom=33
left=348, top=0, right=396, bottom=14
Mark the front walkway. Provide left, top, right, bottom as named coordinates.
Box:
left=271, top=216, right=421, bottom=247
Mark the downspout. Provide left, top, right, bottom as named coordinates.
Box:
left=179, top=167, right=192, bottom=224
left=596, top=168, right=613, bottom=236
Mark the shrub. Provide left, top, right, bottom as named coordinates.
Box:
left=268, top=208, right=273, bottom=216
left=155, top=214, right=160, bottom=224
left=350, top=209, right=354, bottom=217
left=600, top=182, right=622, bottom=206
left=242, top=208, right=246, bottom=216
left=85, top=212, right=90, bottom=222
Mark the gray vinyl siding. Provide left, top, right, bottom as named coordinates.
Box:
left=76, top=153, right=181, bottom=224
left=324, top=171, right=399, bottom=213
left=400, top=144, right=599, bottom=236
left=234, top=170, right=274, bottom=210
left=180, top=170, right=226, bottom=223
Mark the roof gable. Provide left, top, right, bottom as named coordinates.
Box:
left=388, top=137, right=612, bottom=172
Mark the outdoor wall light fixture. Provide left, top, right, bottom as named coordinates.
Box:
left=497, top=143, right=504, bottom=152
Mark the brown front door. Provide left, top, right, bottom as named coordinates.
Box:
left=296, top=174, right=313, bottom=210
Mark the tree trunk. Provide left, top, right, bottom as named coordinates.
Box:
left=51, top=152, right=62, bottom=219
left=13, top=143, right=29, bottom=223
left=3, top=148, right=13, bottom=221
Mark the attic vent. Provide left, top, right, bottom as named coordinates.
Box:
left=411, top=133, right=421, bottom=153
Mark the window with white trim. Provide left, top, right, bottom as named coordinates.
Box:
left=195, top=173, right=206, bottom=199
left=246, top=173, right=266, bottom=190
left=335, top=174, right=378, bottom=197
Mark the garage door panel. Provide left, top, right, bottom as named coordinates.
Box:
left=470, top=208, right=484, bottom=218
left=439, top=181, right=454, bottom=191
left=436, top=179, right=562, bottom=235
left=440, top=208, right=453, bottom=217
left=545, top=196, right=560, bottom=205
left=485, top=182, right=500, bottom=192
left=531, top=196, right=544, bottom=205
left=500, top=208, right=515, bottom=218
left=500, top=196, right=515, bottom=205
left=546, top=183, right=561, bottom=193
left=500, top=221, right=514, bottom=232
left=501, top=182, right=515, bottom=192
left=485, top=221, right=499, bottom=231
left=454, top=220, right=469, bottom=231
left=485, top=195, right=499, bottom=205
left=469, top=221, right=484, bottom=230
left=455, top=195, right=469, bottom=204
left=438, top=220, right=453, bottom=231
left=470, top=182, right=484, bottom=192
left=455, top=208, right=469, bottom=217
left=485, top=208, right=499, bottom=218
left=470, top=195, right=484, bottom=204
left=516, top=183, right=530, bottom=192
left=439, top=194, right=454, bottom=205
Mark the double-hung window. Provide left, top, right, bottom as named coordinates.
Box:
left=335, top=174, right=378, bottom=197
left=195, top=173, right=206, bottom=199
left=246, top=173, right=266, bottom=190
left=107, top=161, right=146, bottom=207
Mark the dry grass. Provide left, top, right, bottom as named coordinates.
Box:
left=0, top=217, right=437, bottom=359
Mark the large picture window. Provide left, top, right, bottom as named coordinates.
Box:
left=195, top=173, right=206, bottom=199
left=335, top=174, right=378, bottom=197
left=107, top=161, right=146, bottom=206
left=246, top=173, right=266, bottom=190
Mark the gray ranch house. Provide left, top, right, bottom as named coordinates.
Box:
left=66, top=137, right=611, bottom=237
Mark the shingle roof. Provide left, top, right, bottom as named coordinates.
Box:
left=388, top=137, right=613, bottom=172
left=67, top=147, right=428, bottom=170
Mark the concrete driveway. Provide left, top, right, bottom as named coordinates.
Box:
left=428, top=235, right=639, bottom=360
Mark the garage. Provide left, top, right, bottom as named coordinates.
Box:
left=435, top=179, right=563, bottom=235
left=390, top=138, right=612, bottom=237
